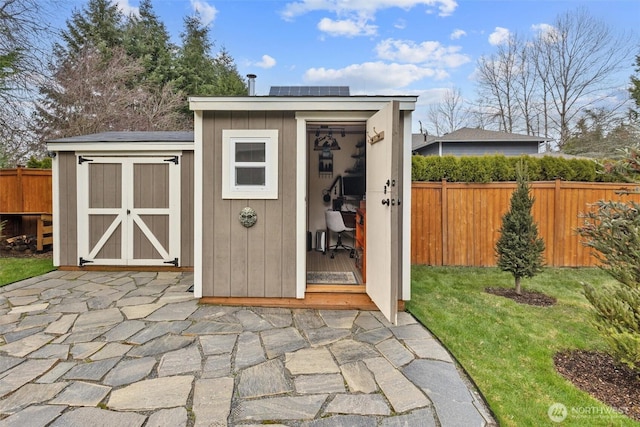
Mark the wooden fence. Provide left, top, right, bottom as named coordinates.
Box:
left=0, top=168, right=52, bottom=240
left=0, top=167, right=52, bottom=213
left=411, top=180, right=640, bottom=267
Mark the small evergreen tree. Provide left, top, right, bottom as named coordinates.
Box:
left=578, top=199, right=640, bottom=370
left=495, top=161, right=545, bottom=294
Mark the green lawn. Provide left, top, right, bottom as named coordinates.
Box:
left=0, top=257, right=56, bottom=286
left=407, top=266, right=640, bottom=427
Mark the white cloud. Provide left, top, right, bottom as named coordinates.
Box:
left=190, top=0, right=218, bottom=26
left=281, top=0, right=458, bottom=21
left=394, top=18, right=407, bottom=29
left=254, top=55, right=277, bottom=69
left=450, top=29, right=466, bottom=40
left=488, top=27, right=510, bottom=46
left=317, top=17, right=377, bottom=37
left=375, top=39, right=470, bottom=68
left=114, top=0, right=139, bottom=17
left=531, top=23, right=559, bottom=42
left=304, top=61, right=449, bottom=92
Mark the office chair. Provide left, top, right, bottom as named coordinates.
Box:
left=324, top=210, right=355, bottom=259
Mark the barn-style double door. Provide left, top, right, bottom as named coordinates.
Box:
left=77, top=156, right=181, bottom=266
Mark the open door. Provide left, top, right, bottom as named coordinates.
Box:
left=366, top=101, right=401, bottom=324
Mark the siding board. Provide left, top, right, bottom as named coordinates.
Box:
left=202, top=110, right=298, bottom=298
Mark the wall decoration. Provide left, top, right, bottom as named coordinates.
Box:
left=239, top=207, right=257, bottom=228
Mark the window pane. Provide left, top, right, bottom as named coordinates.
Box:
left=236, top=167, right=265, bottom=185
left=235, top=142, right=265, bottom=162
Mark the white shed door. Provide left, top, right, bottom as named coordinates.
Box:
left=77, top=156, right=181, bottom=266
left=366, top=101, right=400, bottom=324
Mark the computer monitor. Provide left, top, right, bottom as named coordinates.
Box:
left=342, top=175, right=365, bottom=197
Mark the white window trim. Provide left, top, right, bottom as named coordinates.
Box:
left=222, top=129, right=278, bottom=199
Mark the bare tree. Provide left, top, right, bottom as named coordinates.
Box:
left=533, top=7, right=633, bottom=147
left=475, top=34, right=524, bottom=133
left=36, top=46, right=188, bottom=142
left=0, top=0, right=60, bottom=165
left=426, top=87, right=466, bottom=135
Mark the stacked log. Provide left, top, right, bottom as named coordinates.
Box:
left=1, top=235, right=38, bottom=252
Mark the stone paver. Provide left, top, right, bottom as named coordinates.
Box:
left=0, top=270, right=495, bottom=426
left=193, top=378, right=234, bottom=427
left=107, top=375, right=193, bottom=411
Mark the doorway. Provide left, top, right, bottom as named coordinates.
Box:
left=305, top=122, right=366, bottom=291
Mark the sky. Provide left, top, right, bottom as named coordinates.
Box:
left=56, top=0, right=639, bottom=132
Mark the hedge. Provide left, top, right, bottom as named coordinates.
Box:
left=411, top=154, right=612, bottom=183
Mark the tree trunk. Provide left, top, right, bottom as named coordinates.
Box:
left=515, top=276, right=522, bottom=295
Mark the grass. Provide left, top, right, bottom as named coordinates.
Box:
left=407, top=266, right=640, bottom=427
left=0, top=257, right=56, bottom=286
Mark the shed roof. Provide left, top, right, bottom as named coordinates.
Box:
left=48, top=131, right=194, bottom=143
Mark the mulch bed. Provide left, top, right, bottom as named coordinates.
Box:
left=555, top=350, right=640, bottom=422
left=485, top=287, right=557, bottom=306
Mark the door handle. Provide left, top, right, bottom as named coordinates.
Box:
left=382, top=199, right=390, bottom=206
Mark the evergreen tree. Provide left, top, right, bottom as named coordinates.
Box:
left=174, top=14, right=217, bottom=97
left=123, top=0, right=176, bottom=89
left=57, top=0, right=125, bottom=59
left=212, top=48, right=248, bottom=95
left=631, top=52, right=640, bottom=112
left=495, top=162, right=545, bottom=294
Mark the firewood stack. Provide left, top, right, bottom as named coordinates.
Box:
left=1, top=235, right=38, bottom=253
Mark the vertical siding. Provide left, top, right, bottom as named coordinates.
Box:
left=201, top=110, right=297, bottom=298
left=181, top=151, right=194, bottom=267
left=58, top=152, right=77, bottom=265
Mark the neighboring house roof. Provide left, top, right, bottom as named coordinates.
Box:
left=411, top=133, right=436, bottom=152
left=434, top=127, right=550, bottom=143
left=48, top=131, right=194, bottom=143
left=412, top=127, right=551, bottom=153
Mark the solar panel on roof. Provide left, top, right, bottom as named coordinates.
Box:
left=268, top=86, right=350, bottom=96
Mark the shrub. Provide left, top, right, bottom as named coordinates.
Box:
left=410, top=154, right=625, bottom=183
left=577, top=200, right=640, bottom=370
left=495, top=162, right=545, bottom=294
left=490, top=155, right=515, bottom=181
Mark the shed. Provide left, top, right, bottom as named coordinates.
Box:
left=46, top=131, right=195, bottom=269
left=47, top=89, right=417, bottom=324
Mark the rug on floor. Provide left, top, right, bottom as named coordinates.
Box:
left=307, top=271, right=358, bottom=284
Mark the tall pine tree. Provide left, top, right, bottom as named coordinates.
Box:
left=495, top=161, right=545, bottom=294
left=123, top=0, right=176, bottom=89
left=57, top=0, right=124, bottom=59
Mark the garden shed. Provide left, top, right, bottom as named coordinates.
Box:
left=46, top=131, right=195, bottom=269
left=47, top=88, right=417, bottom=323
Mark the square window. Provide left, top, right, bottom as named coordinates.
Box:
left=222, top=130, right=278, bottom=199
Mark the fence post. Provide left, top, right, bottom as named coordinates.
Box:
left=553, top=178, right=562, bottom=267
left=16, top=166, right=24, bottom=212
left=441, top=179, right=448, bottom=266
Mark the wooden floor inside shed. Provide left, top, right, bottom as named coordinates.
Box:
left=306, top=248, right=365, bottom=293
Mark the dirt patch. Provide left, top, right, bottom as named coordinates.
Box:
left=0, top=248, right=52, bottom=259
left=485, top=287, right=557, bottom=307
left=555, top=350, right=640, bottom=422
